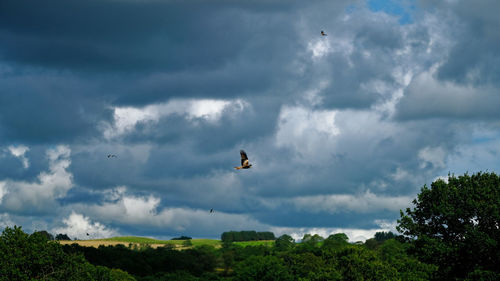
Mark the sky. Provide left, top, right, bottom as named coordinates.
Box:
left=1, top=0, right=500, bottom=242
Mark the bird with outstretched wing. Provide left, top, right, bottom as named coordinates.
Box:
left=234, top=150, right=252, bottom=170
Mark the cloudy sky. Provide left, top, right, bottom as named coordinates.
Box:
left=1, top=0, right=500, bottom=242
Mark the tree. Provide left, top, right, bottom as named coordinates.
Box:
left=233, top=255, right=292, bottom=281
left=171, top=236, right=191, bottom=240
left=32, top=230, right=54, bottom=241
left=374, top=231, right=396, bottom=242
left=334, top=246, right=399, bottom=281
left=221, top=231, right=276, bottom=242
left=397, top=172, right=500, bottom=280
left=274, top=234, right=295, bottom=252
left=297, top=234, right=324, bottom=254
left=283, top=252, right=341, bottom=280
left=0, top=226, right=130, bottom=280
left=322, top=233, right=349, bottom=250
left=377, top=239, right=437, bottom=281
left=56, top=233, right=71, bottom=241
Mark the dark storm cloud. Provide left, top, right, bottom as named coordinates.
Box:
left=0, top=72, right=113, bottom=144
left=0, top=145, right=50, bottom=182
left=0, top=0, right=302, bottom=73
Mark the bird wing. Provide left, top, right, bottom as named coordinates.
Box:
left=240, top=150, right=248, bottom=165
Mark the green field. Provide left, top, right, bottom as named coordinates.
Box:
left=89, top=236, right=274, bottom=248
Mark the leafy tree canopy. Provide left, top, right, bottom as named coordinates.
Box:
left=0, top=226, right=135, bottom=281
left=171, top=236, right=192, bottom=240
left=55, top=233, right=71, bottom=241
left=397, top=172, right=500, bottom=280
left=274, top=234, right=295, bottom=252
left=32, top=230, right=54, bottom=241
left=323, top=233, right=349, bottom=250
left=374, top=231, right=396, bottom=242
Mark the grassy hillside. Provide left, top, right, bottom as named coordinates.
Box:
left=70, top=236, right=275, bottom=248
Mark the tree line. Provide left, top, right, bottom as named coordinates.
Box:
left=221, top=231, right=275, bottom=242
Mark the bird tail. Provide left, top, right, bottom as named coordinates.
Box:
left=234, top=166, right=242, bottom=170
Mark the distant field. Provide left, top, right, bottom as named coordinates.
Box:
left=58, top=236, right=275, bottom=249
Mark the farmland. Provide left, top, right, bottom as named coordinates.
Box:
left=58, top=236, right=275, bottom=249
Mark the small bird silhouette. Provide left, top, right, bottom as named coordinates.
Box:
left=107, top=154, right=117, bottom=158
left=321, top=30, right=327, bottom=36
left=210, top=208, right=214, bottom=213
left=86, top=233, right=89, bottom=236
left=234, top=150, right=252, bottom=170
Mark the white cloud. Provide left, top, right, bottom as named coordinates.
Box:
left=307, top=38, right=332, bottom=59
left=397, top=71, right=500, bottom=119
left=0, top=182, right=6, bottom=204
left=0, top=146, right=73, bottom=212
left=53, top=212, right=118, bottom=239
left=102, top=98, right=248, bottom=138
left=288, top=190, right=412, bottom=214
left=276, top=105, right=340, bottom=161
left=433, top=175, right=449, bottom=183
left=0, top=213, right=15, bottom=230
left=7, top=145, right=30, bottom=168
left=418, top=146, right=446, bottom=169
left=79, top=187, right=267, bottom=235
left=391, top=167, right=411, bottom=181
left=271, top=224, right=395, bottom=242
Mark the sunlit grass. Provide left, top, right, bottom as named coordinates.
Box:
left=79, top=236, right=275, bottom=248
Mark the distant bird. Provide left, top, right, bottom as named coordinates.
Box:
left=107, top=154, right=117, bottom=158
left=210, top=208, right=214, bottom=213
left=234, top=150, right=252, bottom=170
left=321, top=30, right=327, bottom=36
left=86, top=233, right=89, bottom=236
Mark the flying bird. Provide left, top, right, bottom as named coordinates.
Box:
left=107, top=154, right=117, bottom=158
left=234, top=150, right=252, bottom=170
left=321, top=30, right=327, bottom=36
left=86, top=233, right=89, bottom=236
left=210, top=208, right=214, bottom=213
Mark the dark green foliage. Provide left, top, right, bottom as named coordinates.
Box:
left=55, top=233, right=71, bottom=241
left=283, top=252, right=341, bottom=280
left=465, top=269, right=500, bottom=281
left=296, top=234, right=324, bottom=254
left=171, top=236, right=192, bottom=240
left=220, top=231, right=275, bottom=242
left=0, top=226, right=136, bottom=281
left=138, top=271, right=198, bottom=281
left=322, top=233, right=349, bottom=250
left=364, top=238, right=379, bottom=250
left=398, top=172, right=500, bottom=280
left=63, top=243, right=218, bottom=278
left=364, top=232, right=398, bottom=250
left=374, top=231, right=396, bottom=242
left=274, top=234, right=295, bottom=252
left=334, top=246, right=400, bottom=280
left=377, top=239, right=437, bottom=281
left=32, top=230, right=54, bottom=241
left=110, top=268, right=138, bottom=281
left=233, top=255, right=292, bottom=281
